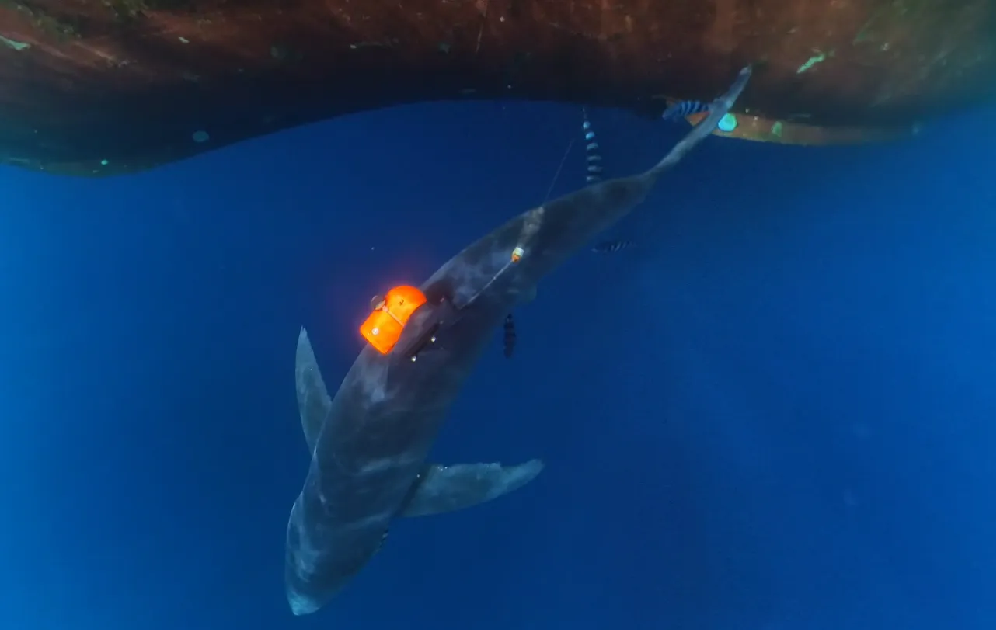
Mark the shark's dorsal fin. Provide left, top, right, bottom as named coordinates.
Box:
left=646, top=66, right=752, bottom=181
left=400, top=460, right=544, bottom=518
left=295, top=327, right=331, bottom=454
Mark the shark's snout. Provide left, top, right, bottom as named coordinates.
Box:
left=286, top=587, right=322, bottom=616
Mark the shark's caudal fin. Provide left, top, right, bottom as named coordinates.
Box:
left=295, top=327, right=331, bottom=454
left=400, top=460, right=544, bottom=517
left=646, top=65, right=752, bottom=181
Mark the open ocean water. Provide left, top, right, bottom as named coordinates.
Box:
left=1, top=97, right=994, bottom=630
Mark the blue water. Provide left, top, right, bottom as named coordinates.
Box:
left=1, top=100, right=994, bottom=630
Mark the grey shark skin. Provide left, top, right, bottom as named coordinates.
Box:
left=284, top=66, right=752, bottom=615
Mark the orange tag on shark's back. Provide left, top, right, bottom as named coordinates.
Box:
left=359, top=285, right=427, bottom=354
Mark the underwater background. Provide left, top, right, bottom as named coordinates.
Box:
left=1, top=98, right=994, bottom=630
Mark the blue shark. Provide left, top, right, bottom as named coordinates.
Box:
left=284, top=66, right=752, bottom=615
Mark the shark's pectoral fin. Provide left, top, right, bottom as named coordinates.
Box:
left=400, top=460, right=544, bottom=518
left=295, top=327, right=331, bottom=454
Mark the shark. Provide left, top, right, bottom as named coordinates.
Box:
left=285, top=65, right=752, bottom=615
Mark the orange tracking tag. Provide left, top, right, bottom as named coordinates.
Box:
left=359, top=285, right=428, bottom=354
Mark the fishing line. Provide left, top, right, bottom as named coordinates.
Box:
left=542, top=135, right=575, bottom=203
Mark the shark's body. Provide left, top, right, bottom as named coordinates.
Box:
left=285, top=66, right=752, bottom=615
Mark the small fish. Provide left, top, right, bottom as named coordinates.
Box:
left=374, top=529, right=389, bottom=554
left=583, top=113, right=638, bottom=256
left=502, top=313, right=516, bottom=358
left=542, top=108, right=606, bottom=200
left=661, top=99, right=711, bottom=122
left=591, top=239, right=635, bottom=254
left=581, top=109, right=603, bottom=184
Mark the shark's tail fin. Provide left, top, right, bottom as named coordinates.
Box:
left=647, top=65, right=752, bottom=180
